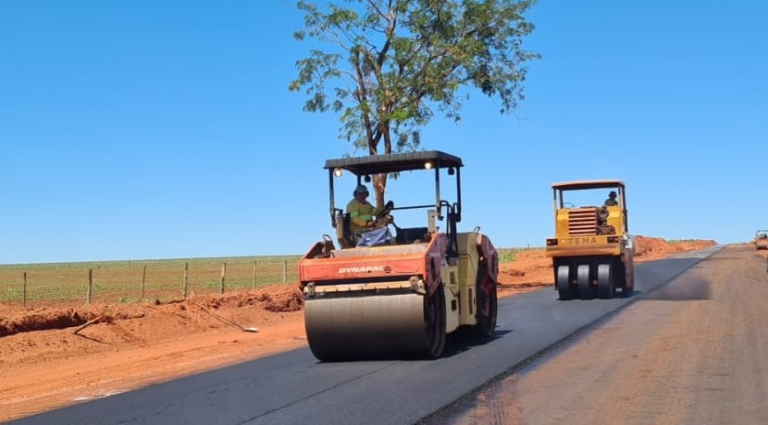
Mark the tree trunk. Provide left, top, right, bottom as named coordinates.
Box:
left=373, top=173, right=387, bottom=208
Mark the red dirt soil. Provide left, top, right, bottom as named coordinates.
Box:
left=0, top=236, right=716, bottom=421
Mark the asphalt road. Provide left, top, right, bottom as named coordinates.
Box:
left=10, top=246, right=722, bottom=425
left=429, top=245, right=768, bottom=425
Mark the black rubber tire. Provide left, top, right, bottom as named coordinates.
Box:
left=623, top=261, right=635, bottom=297
left=597, top=263, right=615, bottom=299
left=423, top=285, right=447, bottom=358
left=473, top=264, right=497, bottom=337
left=578, top=264, right=594, bottom=300
left=557, top=265, right=574, bottom=300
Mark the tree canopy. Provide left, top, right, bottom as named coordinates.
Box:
left=290, top=0, right=540, bottom=203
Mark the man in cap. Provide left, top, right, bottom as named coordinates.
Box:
left=603, top=191, right=619, bottom=206
left=346, top=184, right=393, bottom=233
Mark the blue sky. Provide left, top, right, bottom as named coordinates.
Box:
left=1, top=1, right=766, bottom=264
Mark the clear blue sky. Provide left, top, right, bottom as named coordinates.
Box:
left=1, top=1, right=766, bottom=265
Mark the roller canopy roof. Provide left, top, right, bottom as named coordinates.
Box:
left=551, top=179, right=626, bottom=191
left=324, top=150, right=463, bottom=175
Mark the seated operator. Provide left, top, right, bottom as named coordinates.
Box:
left=346, top=184, right=394, bottom=234
left=603, top=191, right=619, bottom=206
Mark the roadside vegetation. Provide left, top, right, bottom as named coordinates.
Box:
left=0, top=255, right=301, bottom=306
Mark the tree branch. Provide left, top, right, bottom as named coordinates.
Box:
left=352, top=48, right=376, bottom=153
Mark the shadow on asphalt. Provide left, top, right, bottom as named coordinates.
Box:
left=442, top=329, right=513, bottom=358
left=644, top=275, right=713, bottom=301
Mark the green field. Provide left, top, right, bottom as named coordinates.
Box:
left=0, top=255, right=301, bottom=307
left=497, top=246, right=539, bottom=262
left=0, top=247, right=538, bottom=308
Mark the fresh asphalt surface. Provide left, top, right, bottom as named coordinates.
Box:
left=10, top=246, right=723, bottom=425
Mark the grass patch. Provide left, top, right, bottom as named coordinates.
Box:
left=0, top=255, right=302, bottom=306
left=497, top=246, right=542, bottom=264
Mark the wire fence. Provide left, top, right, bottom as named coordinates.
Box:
left=0, top=247, right=541, bottom=308
left=0, top=256, right=301, bottom=308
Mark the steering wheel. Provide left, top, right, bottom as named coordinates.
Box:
left=373, top=202, right=395, bottom=227
left=375, top=201, right=394, bottom=220
left=563, top=202, right=575, bottom=209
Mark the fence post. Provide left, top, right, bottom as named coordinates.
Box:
left=283, top=260, right=288, bottom=284
left=220, top=262, right=226, bottom=294
left=141, top=264, right=147, bottom=300
left=183, top=262, right=189, bottom=299
left=87, top=268, right=93, bottom=304
left=252, top=260, right=257, bottom=290
left=22, top=272, right=27, bottom=307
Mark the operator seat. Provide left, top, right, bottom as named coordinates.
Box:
left=335, top=211, right=355, bottom=249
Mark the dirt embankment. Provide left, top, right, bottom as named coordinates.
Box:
left=0, top=236, right=717, bottom=422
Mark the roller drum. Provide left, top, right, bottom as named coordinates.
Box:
left=304, top=291, right=435, bottom=361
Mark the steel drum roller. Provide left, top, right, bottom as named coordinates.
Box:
left=304, top=291, right=432, bottom=361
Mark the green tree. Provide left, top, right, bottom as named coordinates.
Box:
left=290, top=0, right=539, bottom=205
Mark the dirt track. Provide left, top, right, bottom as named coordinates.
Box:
left=443, top=245, right=768, bottom=425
